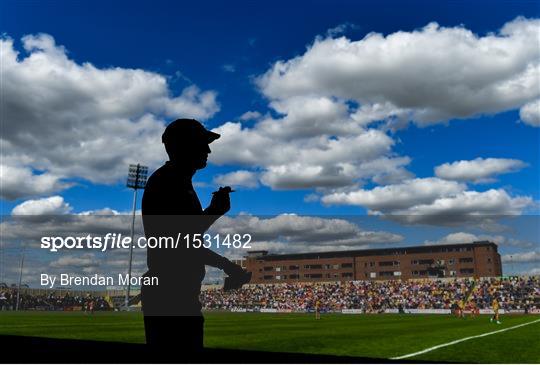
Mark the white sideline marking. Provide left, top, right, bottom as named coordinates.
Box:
left=391, top=318, right=540, bottom=360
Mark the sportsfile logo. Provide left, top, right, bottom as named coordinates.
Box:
left=40, top=233, right=252, bottom=252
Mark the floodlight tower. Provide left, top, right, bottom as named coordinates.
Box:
left=15, top=242, right=27, bottom=311
left=125, top=164, right=148, bottom=310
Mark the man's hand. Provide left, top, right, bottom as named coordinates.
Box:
left=222, top=261, right=252, bottom=291
left=206, top=186, right=233, bottom=216
left=222, top=260, right=244, bottom=277
left=221, top=259, right=251, bottom=291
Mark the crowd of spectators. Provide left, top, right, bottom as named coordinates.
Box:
left=1, top=277, right=538, bottom=313
left=0, top=289, right=110, bottom=311
left=200, top=277, right=540, bottom=313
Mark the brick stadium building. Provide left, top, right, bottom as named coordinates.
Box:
left=245, top=241, right=502, bottom=284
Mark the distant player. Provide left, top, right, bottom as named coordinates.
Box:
left=468, top=300, right=479, bottom=318
left=490, top=297, right=501, bottom=324
left=315, top=300, right=321, bottom=320
left=456, top=299, right=465, bottom=318
left=87, top=297, right=95, bottom=315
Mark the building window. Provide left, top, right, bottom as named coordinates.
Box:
left=263, top=266, right=273, bottom=271
left=379, top=271, right=394, bottom=277
left=412, top=270, right=419, bottom=276
left=304, top=273, right=322, bottom=279
left=289, top=265, right=299, bottom=270
left=411, top=260, right=418, bottom=265
left=341, top=272, right=353, bottom=278
left=370, top=262, right=375, bottom=267
left=394, top=271, right=402, bottom=277
left=370, top=272, right=376, bottom=278
left=419, top=259, right=434, bottom=265
left=449, top=270, right=457, bottom=276
left=448, top=259, right=455, bottom=265
left=289, top=274, right=299, bottom=279
left=459, top=257, right=474, bottom=263
left=275, top=275, right=281, bottom=280
left=419, top=270, right=428, bottom=276
left=460, top=268, right=474, bottom=274
left=341, top=263, right=353, bottom=268
left=275, top=267, right=281, bottom=272
left=379, top=261, right=399, bottom=267
left=263, top=275, right=273, bottom=280
left=487, top=258, right=492, bottom=263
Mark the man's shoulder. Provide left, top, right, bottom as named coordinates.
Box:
left=143, top=163, right=193, bottom=205
left=146, top=164, right=172, bottom=185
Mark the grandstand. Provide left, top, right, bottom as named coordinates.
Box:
left=200, top=277, right=540, bottom=314
left=3, top=277, right=538, bottom=314
left=0, top=287, right=141, bottom=311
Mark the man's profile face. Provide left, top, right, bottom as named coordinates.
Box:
left=191, top=141, right=211, bottom=170
left=166, top=135, right=212, bottom=170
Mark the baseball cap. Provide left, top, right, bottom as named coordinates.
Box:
left=162, top=118, right=220, bottom=145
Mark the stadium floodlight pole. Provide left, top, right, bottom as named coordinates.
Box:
left=0, top=239, right=4, bottom=285
left=16, top=242, right=27, bottom=311
left=125, top=164, right=148, bottom=310
left=510, top=255, right=513, bottom=275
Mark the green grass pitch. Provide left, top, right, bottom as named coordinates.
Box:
left=0, top=311, right=538, bottom=363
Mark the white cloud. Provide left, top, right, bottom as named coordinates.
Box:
left=398, top=189, right=532, bottom=217
left=425, top=232, right=496, bottom=245
left=239, top=111, right=262, bottom=121
left=435, top=158, right=527, bottom=183
left=257, top=17, right=540, bottom=127
left=50, top=253, right=99, bottom=268
left=501, top=251, right=540, bottom=263
left=523, top=267, right=540, bottom=275
left=1, top=206, right=142, bottom=245
left=222, top=64, right=236, bottom=73
left=213, top=170, right=259, bottom=188
left=0, top=33, right=220, bottom=199
left=210, top=18, right=539, bottom=193
left=322, top=178, right=533, bottom=225
left=322, top=178, right=465, bottom=211
left=11, top=195, right=72, bottom=215
left=0, top=164, right=70, bottom=200
left=424, top=232, right=534, bottom=248
left=211, top=117, right=403, bottom=189
left=519, top=99, right=540, bottom=126
left=212, top=214, right=403, bottom=254
left=326, top=22, right=357, bottom=38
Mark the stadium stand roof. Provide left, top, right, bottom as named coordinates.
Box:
left=249, top=241, right=498, bottom=261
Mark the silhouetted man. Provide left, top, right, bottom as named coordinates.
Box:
left=141, top=118, right=250, bottom=352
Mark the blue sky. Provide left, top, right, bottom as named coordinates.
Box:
left=1, top=0, right=539, bottom=281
